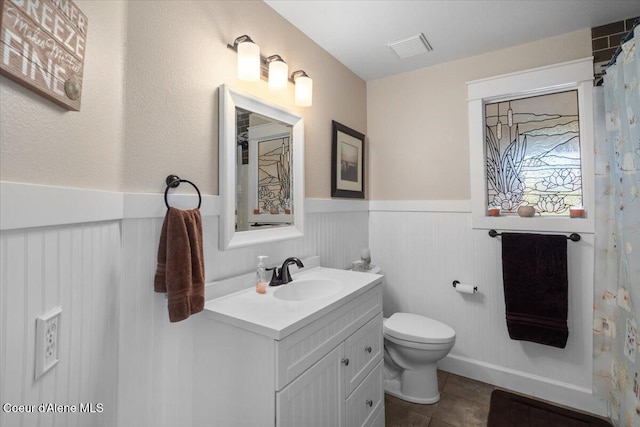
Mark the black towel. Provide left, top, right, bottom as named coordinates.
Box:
left=501, top=233, right=568, bottom=348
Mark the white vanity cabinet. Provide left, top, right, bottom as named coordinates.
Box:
left=276, top=314, right=383, bottom=427
left=193, top=276, right=384, bottom=427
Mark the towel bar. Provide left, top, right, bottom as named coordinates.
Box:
left=488, top=229, right=580, bottom=242
left=164, top=175, right=202, bottom=209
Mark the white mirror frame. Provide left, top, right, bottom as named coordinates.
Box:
left=219, top=84, right=305, bottom=250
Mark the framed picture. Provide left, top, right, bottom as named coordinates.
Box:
left=331, top=121, right=365, bottom=198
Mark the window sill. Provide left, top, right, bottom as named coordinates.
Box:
left=472, top=213, right=594, bottom=234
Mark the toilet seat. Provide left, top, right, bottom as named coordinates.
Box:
left=384, top=313, right=455, bottom=344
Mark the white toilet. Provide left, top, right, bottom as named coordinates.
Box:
left=383, top=312, right=456, bottom=404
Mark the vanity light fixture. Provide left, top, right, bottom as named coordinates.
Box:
left=291, top=70, right=313, bottom=107
left=227, top=37, right=313, bottom=106
left=230, top=35, right=261, bottom=82
left=267, top=55, right=288, bottom=91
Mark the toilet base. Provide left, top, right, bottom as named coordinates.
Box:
left=383, top=363, right=440, bottom=404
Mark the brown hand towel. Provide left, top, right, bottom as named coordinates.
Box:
left=501, top=232, right=568, bottom=348
left=154, top=207, right=205, bottom=322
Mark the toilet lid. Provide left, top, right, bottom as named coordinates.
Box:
left=384, top=313, right=455, bottom=344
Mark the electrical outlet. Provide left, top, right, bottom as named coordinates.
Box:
left=35, top=307, right=62, bottom=380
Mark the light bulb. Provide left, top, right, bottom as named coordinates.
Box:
left=268, top=59, right=288, bottom=90
left=294, top=75, right=313, bottom=107
left=237, top=40, right=260, bottom=81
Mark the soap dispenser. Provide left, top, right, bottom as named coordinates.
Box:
left=255, top=255, right=268, bottom=294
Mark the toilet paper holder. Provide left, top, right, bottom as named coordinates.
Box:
left=452, top=280, right=477, bottom=293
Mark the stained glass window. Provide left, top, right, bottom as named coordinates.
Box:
left=484, top=90, right=582, bottom=216
left=257, top=137, right=291, bottom=213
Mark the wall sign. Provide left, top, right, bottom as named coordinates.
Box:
left=0, top=0, right=88, bottom=111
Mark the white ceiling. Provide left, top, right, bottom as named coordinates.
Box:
left=264, top=0, right=640, bottom=81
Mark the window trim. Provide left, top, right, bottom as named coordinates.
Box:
left=467, top=57, right=595, bottom=233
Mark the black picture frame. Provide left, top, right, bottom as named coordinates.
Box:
left=331, top=120, right=365, bottom=199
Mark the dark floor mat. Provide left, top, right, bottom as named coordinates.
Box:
left=487, top=389, right=612, bottom=427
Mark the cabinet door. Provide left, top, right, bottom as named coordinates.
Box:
left=276, top=345, right=345, bottom=427
left=344, top=314, right=383, bottom=396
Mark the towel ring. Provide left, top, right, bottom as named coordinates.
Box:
left=164, top=175, right=202, bottom=209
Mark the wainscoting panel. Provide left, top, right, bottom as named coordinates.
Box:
left=1, top=179, right=603, bottom=423
left=369, top=210, right=599, bottom=414
left=0, top=221, right=121, bottom=427
left=118, top=209, right=369, bottom=427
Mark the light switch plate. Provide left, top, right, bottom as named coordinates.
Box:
left=35, top=306, right=62, bottom=380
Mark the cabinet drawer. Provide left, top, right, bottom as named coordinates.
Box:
left=344, top=314, right=383, bottom=396
left=276, top=285, right=382, bottom=390
left=346, top=360, right=383, bottom=427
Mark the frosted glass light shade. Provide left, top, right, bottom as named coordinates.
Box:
left=294, top=75, right=313, bottom=107
left=268, top=60, right=288, bottom=90
left=237, top=41, right=260, bottom=81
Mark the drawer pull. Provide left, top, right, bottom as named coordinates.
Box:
left=341, top=358, right=349, bottom=366
left=365, top=346, right=372, bottom=353
left=366, top=399, right=373, bottom=407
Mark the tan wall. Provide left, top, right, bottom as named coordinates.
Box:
left=123, top=1, right=367, bottom=197
left=0, top=0, right=126, bottom=191
left=367, top=29, right=592, bottom=200
left=0, top=1, right=366, bottom=197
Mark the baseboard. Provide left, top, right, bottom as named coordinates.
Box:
left=438, top=354, right=607, bottom=417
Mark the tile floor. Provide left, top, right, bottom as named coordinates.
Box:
left=384, top=370, right=496, bottom=427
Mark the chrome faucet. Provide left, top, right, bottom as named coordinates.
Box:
left=269, top=257, right=304, bottom=286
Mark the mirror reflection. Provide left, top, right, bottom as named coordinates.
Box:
left=235, top=107, right=293, bottom=231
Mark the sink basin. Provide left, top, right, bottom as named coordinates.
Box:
left=274, top=279, right=343, bottom=301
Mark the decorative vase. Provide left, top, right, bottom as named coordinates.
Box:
left=517, top=206, right=535, bottom=217
left=569, top=206, right=585, bottom=218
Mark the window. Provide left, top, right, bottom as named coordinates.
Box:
left=467, top=58, right=595, bottom=233
left=257, top=135, right=291, bottom=213
left=485, top=90, right=582, bottom=216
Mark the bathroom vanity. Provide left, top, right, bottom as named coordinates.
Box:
left=193, top=265, right=384, bottom=427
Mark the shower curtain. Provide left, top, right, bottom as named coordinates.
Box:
left=594, top=26, right=640, bottom=427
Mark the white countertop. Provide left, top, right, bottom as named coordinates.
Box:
left=201, top=267, right=384, bottom=340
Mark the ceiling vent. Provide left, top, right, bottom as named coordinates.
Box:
left=387, top=33, right=433, bottom=59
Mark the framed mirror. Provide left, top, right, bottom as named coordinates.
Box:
left=219, top=85, right=304, bottom=250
